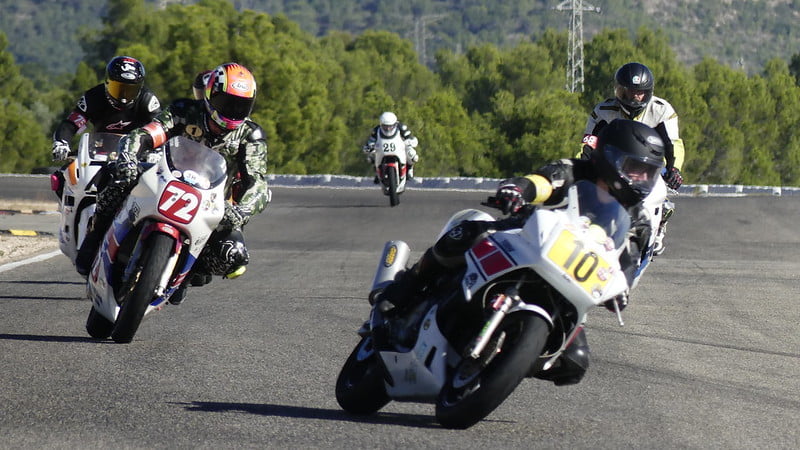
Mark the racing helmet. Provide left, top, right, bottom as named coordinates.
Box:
left=204, top=63, right=257, bottom=131
left=105, top=56, right=145, bottom=110
left=614, top=62, right=654, bottom=117
left=591, top=119, right=665, bottom=207
left=192, top=70, right=213, bottom=101
left=379, top=111, right=398, bottom=136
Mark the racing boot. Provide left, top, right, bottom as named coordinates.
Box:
left=169, top=285, right=188, bottom=305
left=169, top=272, right=213, bottom=305
left=195, top=229, right=250, bottom=280
left=652, top=199, right=675, bottom=257
left=534, top=328, right=590, bottom=386
left=75, top=213, right=114, bottom=277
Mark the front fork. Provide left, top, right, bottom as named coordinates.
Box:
left=464, top=279, right=554, bottom=360
left=121, top=224, right=183, bottom=302
left=466, top=290, right=515, bottom=359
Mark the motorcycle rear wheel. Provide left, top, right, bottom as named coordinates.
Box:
left=335, top=335, right=390, bottom=415
left=435, top=313, right=549, bottom=429
left=110, top=232, right=173, bottom=343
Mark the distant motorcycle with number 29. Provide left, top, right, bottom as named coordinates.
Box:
left=371, top=132, right=411, bottom=207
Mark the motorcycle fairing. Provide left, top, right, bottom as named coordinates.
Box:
left=378, top=306, right=458, bottom=401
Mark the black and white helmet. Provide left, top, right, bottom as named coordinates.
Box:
left=591, top=119, right=665, bottom=207
left=104, top=56, right=145, bottom=110
left=614, top=62, right=654, bottom=117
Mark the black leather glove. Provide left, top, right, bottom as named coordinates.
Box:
left=663, top=167, right=683, bottom=190
left=220, top=202, right=250, bottom=230
left=494, top=184, right=525, bottom=215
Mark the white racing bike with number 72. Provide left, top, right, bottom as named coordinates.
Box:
left=84, top=136, right=226, bottom=343
left=336, top=180, right=633, bottom=429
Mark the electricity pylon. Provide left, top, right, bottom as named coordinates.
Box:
left=554, top=0, right=600, bottom=92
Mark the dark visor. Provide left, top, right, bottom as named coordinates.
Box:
left=106, top=80, right=142, bottom=103
left=621, top=158, right=659, bottom=181
left=209, top=92, right=254, bottom=120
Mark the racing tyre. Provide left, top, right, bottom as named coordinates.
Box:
left=110, top=232, right=173, bottom=343
left=85, top=306, right=114, bottom=339
left=335, top=336, right=390, bottom=415
left=435, top=313, right=549, bottom=429
left=388, top=168, right=400, bottom=207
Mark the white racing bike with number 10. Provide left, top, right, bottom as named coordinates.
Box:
left=336, top=180, right=633, bottom=428
left=84, top=136, right=227, bottom=343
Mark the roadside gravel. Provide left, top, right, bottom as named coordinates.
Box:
left=0, top=199, right=59, bottom=265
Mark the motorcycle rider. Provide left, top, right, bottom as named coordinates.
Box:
left=580, top=62, right=684, bottom=255
left=376, top=119, right=666, bottom=386
left=75, top=62, right=270, bottom=305
left=50, top=56, right=162, bottom=199
left=362, top=111, right=419, bottom=180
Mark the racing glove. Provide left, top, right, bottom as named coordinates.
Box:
left=52, top=140, right=70, bottom=161
left=494, top=184, right=525, bottom=215
left=220, top=203, right=250, bottom=231
left=362, top=144, right=375, bottom=163
left=663, top=167, right=683, bottom=190
left=110, top=152, right=139, bottom=185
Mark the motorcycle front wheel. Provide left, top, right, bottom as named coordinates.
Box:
left=435, top=313, right=550, bottom=429
left=335, top=335, right=390, bottom=415
left=387, top=168, right=400, bottom=207
left=110, top=232, right=174, bottom=343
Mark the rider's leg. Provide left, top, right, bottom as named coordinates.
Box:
left=377, top=219, right=493, bottom=315
left=74, top=168, right=128, bottom=276
left=172, top=229, right=249, bottom=305
left=652, top=198, right=675, bottom=256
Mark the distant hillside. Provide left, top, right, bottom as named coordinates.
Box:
left=1, top=0, right=798, bottom=75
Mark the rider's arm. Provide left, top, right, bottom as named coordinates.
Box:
left=399, top=122, right=416, bottom=141
left=655, top=116, right=684, bottom=171
left=650, top=98, right=684, bottom=171
left=579, top=102, right=614, bottom=159
left=53, top=111, right=83, bottom=143
left=53, top=91, right=95, bottom=143
left=119, top=108, right=175, bottom=160
left=365, top=126, right=378, bottom=147
left=233, top=122, right=271, bottom=217
left=136, top=88, right=163, bottom=122
left=502, top=174, right=554, bottom=205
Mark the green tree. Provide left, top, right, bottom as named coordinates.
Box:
left=0, top=32, right=48, bottom=173
left=492, top=89, right=585, bottom=175
left=760, top=59, right=800, bottom=185
left=413, top=89, right=496, bottom=177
